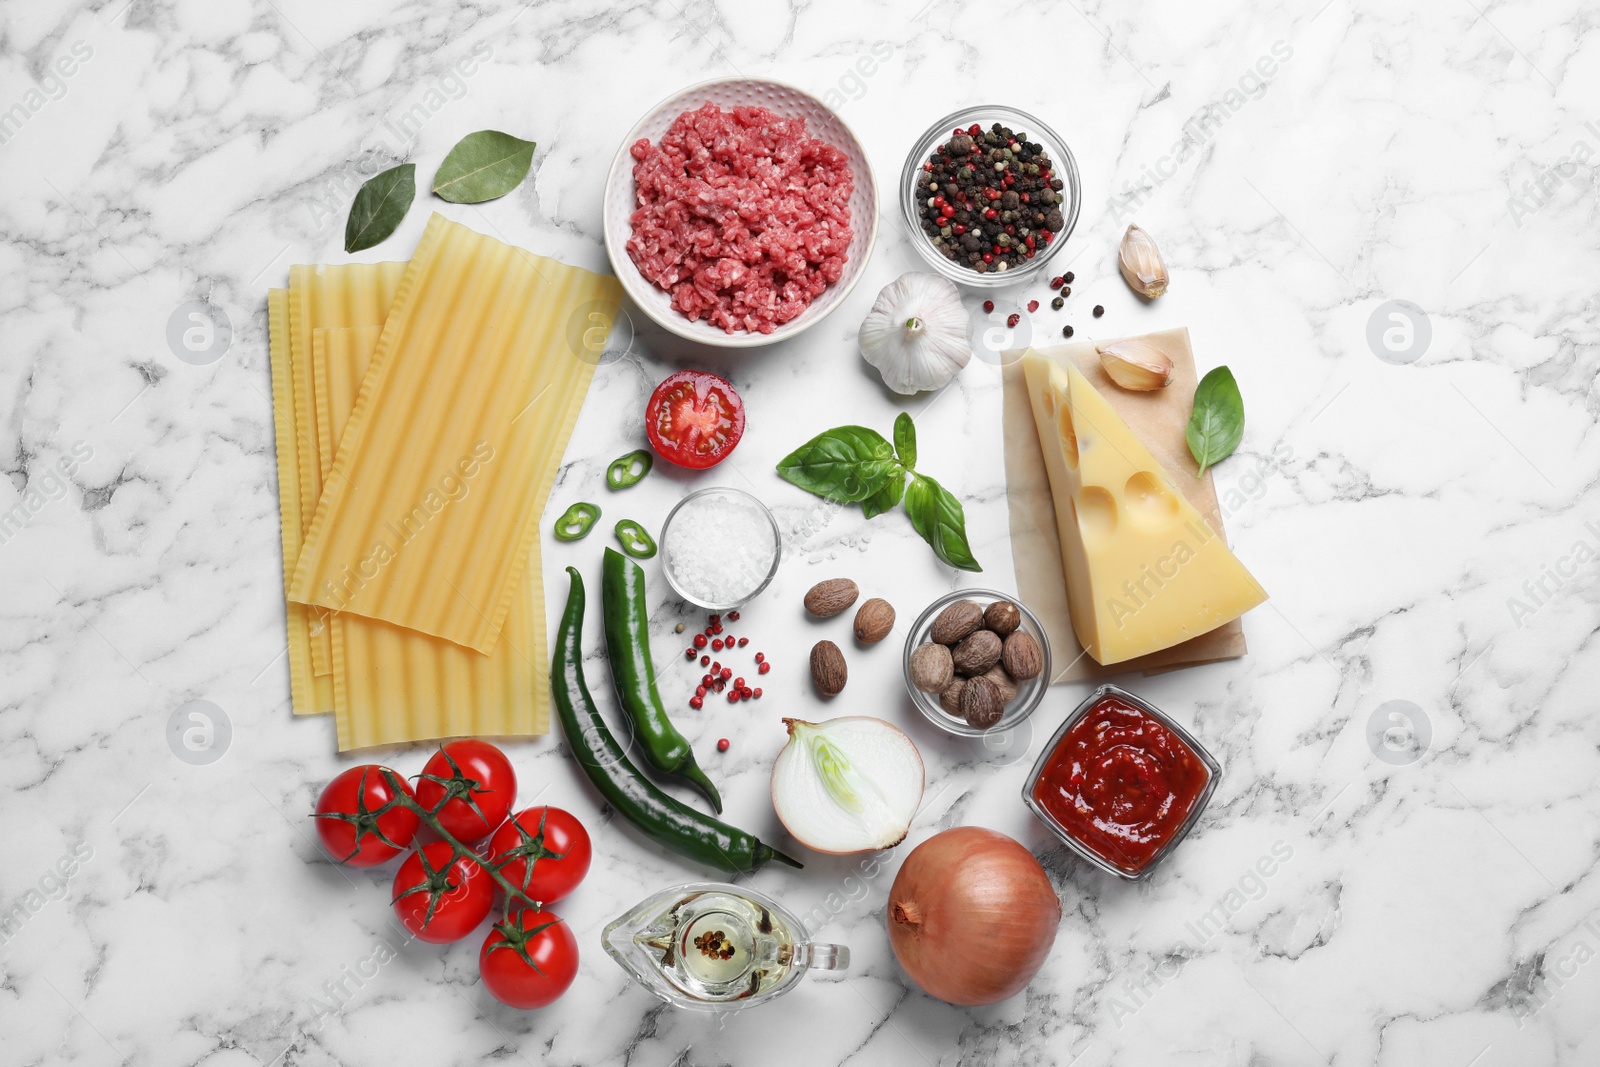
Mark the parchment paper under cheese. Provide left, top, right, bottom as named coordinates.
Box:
left=1001, top=327, right=1248, bottom=681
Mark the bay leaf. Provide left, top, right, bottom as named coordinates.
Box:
left=431, top=131, right=537, bottom=204
left=343, top=163, right=414, bottom=253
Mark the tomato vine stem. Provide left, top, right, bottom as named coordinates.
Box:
left=377, top=767, right=543, bottom=920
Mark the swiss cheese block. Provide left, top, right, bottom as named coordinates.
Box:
left=1022, top=354, right=1267, bottom=665
left=288, top=214, right=621, bottom=654
left=315, top=326, right=547, bottom=750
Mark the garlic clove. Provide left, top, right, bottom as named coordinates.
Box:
left=1097, top=339, right=1175, bottom=391
left=1119, top=224, right=1169, bottom=299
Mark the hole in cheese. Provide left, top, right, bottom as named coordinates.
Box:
left=1075, top=485, right=1118, bottom=545
left=1057, top=394, right=1079, bottom=469
left=1123, top=470, right=1181, bottom=529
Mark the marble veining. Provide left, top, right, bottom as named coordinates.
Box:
left=2, top=0, right=1599, bottom=1065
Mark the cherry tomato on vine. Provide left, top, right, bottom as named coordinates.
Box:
left=392, top=842, right=494, bottom=944
left=414, top=739, right=516, bottom=843
left=312, top=765, right=420, bottom=867
left=644, top=370, right=745, bottom=470
left=488, top=806, right=592, bottom=906
left=479, top=908, right=579, bottom=1009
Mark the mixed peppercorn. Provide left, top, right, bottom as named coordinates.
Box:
left=918, top=123, right=1066, bottom=273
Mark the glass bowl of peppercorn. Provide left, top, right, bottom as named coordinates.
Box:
left=900, top=106, right=1080, bottom=289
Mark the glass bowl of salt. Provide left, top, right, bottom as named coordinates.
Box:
left=660, top=487, right=783, bottom=611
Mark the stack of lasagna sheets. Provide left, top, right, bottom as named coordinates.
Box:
left=267, top=213, right=622, bottom=750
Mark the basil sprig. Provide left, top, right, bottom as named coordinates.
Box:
left=1185, top=366, right=1245, bottom=476
left=777, top=412, right=981, bottom=572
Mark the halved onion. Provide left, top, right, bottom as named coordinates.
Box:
left=770, top=717, right=924, bottom=854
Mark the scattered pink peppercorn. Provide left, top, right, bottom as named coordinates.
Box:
left=1007, top=313, right=1021, bottom=328
left=1027, top=300, right=1039, bottom=313
left=689, top=696, right=703, bottom=710
left=758, top=662, right=771, bottom=675
left=717, top=738, right=730, bottom=752
left=693, top=634, right=707, bottom=649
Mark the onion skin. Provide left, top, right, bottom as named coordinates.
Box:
left=886, top=826, right=1061, bottom=1005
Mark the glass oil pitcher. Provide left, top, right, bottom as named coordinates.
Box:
left=602, top=882, right=849, bottom=1010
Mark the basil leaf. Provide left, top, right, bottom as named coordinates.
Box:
left=344, top=163, right=415, bottom=253
left=893, top=411, right=917, bottom=470
left=902, top=473, right=981, bottom=572
left=860, top=471, right=906, bottom=520
left=431, top=131, right=537, bottom=204
left=776, top=426, right=900, bottom=503
left=1185, top=365, right=1245, bottom=476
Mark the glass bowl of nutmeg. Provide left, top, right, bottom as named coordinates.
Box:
left=903, top=589, right=1052, bottom=738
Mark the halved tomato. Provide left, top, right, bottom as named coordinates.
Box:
left=645, top=370, right=745, bottom=469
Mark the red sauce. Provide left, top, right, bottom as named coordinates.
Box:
left=1030, top=695, right=1210, bottom=875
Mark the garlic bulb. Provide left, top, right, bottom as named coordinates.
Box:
left=1098, top=339, right=1174, bottom=390
left=1119, top=224, right=1169, bottom=298
left=858, top=272, right=972, bottom=395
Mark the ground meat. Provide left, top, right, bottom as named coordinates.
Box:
left=626, top=104, right=854, bottom=334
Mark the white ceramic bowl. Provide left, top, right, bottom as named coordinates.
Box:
left=602, top=77, right=879, bottom=349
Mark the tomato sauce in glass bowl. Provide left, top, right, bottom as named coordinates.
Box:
left=1023, top=686, right=1220, bottom=879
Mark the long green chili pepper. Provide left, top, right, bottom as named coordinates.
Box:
left=601, top=547, right=720, bottom=812
left=551, top=566, right=801, bottom=874
left=606, top=449, right=653, bottom=490
left=614, top=519, right=657, bottom=559
left=554, top=501, right=600, bottom=541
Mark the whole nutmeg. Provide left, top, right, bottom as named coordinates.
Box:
left=1002, top=630, right=1043, bottom=681
left=909, top=642, right=955, bottom=693
left=951, top=629, right=1003, bottom=676
left=939, top=678, right=966, bottom=716
left=960, top=675, right=1005, bottom=729
left=982, top=664, right=1018, bottom=704
left=984, top=600, right=1022, bottom=637
left=804, top=578, right=859, bottom=618
left=854, top=598, right=896, bottom=645
left=930, top=600, right=984, bottom=646
left=810, top=640, right=847, bottom=697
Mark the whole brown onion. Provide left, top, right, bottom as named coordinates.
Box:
left=886, top=826, right=1061, bottom=1005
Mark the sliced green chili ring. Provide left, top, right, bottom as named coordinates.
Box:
left=554, top=502, right=600, bottom=542
left=614, top=519, right=657, bottom=559
left=606, top=449, right=653, bottom=490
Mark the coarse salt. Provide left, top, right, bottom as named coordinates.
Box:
left=663, top=490, right=779, bottom=608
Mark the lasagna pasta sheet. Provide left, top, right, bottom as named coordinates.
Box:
left=288, top=262, right=407, bottom=675
left=288, top=214, right=621, bottom=655
left=266, top=288, right=332, bottom=715
left=313, top=326, right=548, bottom=750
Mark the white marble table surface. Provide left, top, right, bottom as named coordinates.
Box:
left=3, top=1, right=1598, bottom=1064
